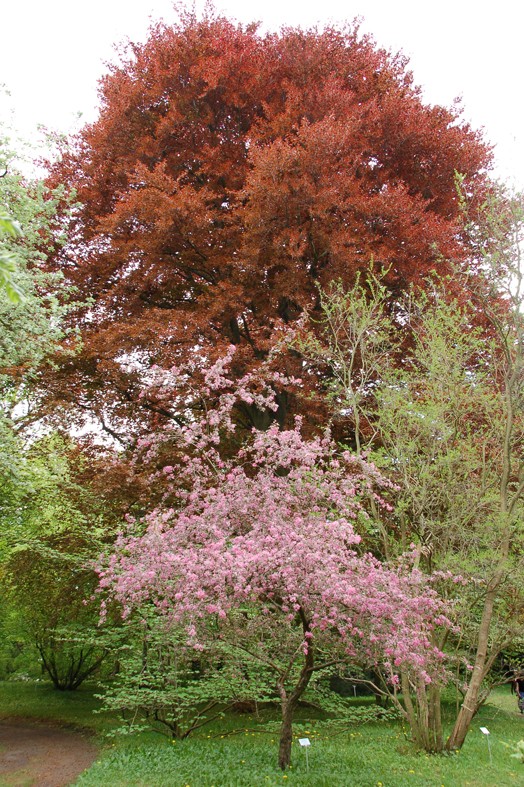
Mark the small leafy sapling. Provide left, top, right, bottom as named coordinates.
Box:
left=99, top=612, right=274, bottom=740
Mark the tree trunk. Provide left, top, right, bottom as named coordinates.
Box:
left=445, top=585, right=497, bottom=751
left=399, top=670, right=443, bottom=752
left=276, top=606, right=315, bottom=770
left=278, top=698, right=295, bottom=770
left=400, top=671, right=422, bottom=747
left=428, top=683, right=443, bottom=752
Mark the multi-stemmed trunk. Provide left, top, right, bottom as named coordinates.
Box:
left=445, top=577, right=504, bottom=750
left=447, top=326, right=518, bottom=751
left=396, top=670, right=443, bottom=753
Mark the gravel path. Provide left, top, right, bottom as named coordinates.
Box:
left=0, top=720, right=98, bottom=787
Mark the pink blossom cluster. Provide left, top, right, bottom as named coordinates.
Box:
left=99, top=355, right=448, bottom=679
left=133, top=345, right=302, bottom=465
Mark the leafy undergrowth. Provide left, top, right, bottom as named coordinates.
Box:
left=2, top=682, right=524, bottom=785
left=74, top=689, right=524, bottom=786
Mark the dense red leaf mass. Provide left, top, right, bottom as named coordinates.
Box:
left=46, top=13, right=492, bottom=441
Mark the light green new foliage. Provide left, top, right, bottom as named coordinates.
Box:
left=0, top=207, right=24, bottom=302
left=0, top=128, right=77, bottom=501
left=370, top=288, right=522, bottom=716
left=0, top=131, right=75, bottom=592
left=375, top=291, right=502, bottom=566
left=296, top=209, right=524, bottom=752
left=0, top=433, right=121, bottom=686
left=0, top=130, right=105, bottom=687
left=0, top=136, right=76, bottom=391
left=296, top=271, right=395, bottom=458
left=99, top=609, right=278, bottom=741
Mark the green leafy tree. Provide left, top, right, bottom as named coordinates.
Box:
left=1, top=435, right=121, bottom=689
left=0, top=129, right=94, bottom=687
left=297, top=199, right=524, bottom=752
left=0, top=154, right=75, bottom=392
left=99, top=610, right=276, bottom=740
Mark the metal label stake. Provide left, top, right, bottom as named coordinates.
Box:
left=480, top=727, right=492, bottom=765
left=298, top=738, right=311, bottom=772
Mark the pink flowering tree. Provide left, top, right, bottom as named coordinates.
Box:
left=99, top=350, right=448, bottom=770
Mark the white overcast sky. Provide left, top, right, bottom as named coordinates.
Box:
left=1, top=0, right=523, bottom=188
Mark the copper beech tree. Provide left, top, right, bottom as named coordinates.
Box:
left=45, top=10, right=492, bottom=443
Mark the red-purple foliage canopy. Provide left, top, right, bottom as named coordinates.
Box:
left=46, top=12, right=491, bottom=441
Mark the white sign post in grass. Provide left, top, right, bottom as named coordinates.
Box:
left=480, top=727, right=492, bottom=764
left=298, top=738, right=311, bottom=772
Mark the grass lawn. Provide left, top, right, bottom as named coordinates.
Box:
left=1, top=681, right=524, bottom=785
left=0, top=679, right=113, bottom=733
